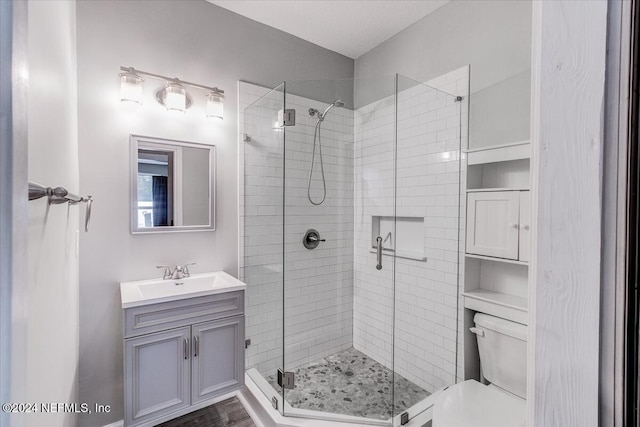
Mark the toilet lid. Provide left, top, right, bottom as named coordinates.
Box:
left=433, top=380, right=526, bottom=427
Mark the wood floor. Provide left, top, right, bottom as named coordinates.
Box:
left=157, top=397, right=255, bottom=427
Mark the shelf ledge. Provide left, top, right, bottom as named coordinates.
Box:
left=466, top=187, right=530, bottom=193
left=465, top=253, right=528, bottom=266
left=464, top=140, right=530, bottom=154
left=462, top=289, right=528, bottom=325
left=462, top=289, right=527, bottom=311
left=464, top=140, right=530, bottom=165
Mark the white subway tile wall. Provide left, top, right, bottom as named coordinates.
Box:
left=352, top=69, right=468, bottom=394
left=282, top=93, right=355, bottom=370
left=238, top=66, right=469, bottom=394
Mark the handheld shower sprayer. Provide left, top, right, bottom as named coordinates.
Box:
left=307, top=99, right=345, bottom=205
left=309, top=99, right=344, bottom=122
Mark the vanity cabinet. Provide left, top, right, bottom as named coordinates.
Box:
left=123, top=291, right=245, bottom=427
left=125, top=328, right=191, bottom=425
left=466, top=190, right=530, bottom=261
left=191, top=317, right=245, bottom=404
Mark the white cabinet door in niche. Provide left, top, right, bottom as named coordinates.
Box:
left=466, top=191, right=520, bottom=259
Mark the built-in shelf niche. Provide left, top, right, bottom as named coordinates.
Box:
left=463, top=256, right=528, bottom=324
left=371, top=216, right=426, bottom=261
left=463, top=86, right=531, bottom=383
left=467, top=158, right=530, bottom=190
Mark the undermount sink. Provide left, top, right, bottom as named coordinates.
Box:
left=120, top=271, right=246, bottom=308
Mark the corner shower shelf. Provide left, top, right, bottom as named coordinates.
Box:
left=371, top=216, right=426, bottom=261
left=462, top=289, right=528, bottom=325
left=465, top=253, right=528, bottom=266
left=464, top=140, right=530, bottom=165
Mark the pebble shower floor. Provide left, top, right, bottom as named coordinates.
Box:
left=267, top=348, right=430, bottom=420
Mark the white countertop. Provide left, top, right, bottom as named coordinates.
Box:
left=120, top=271, right=247, bottom=309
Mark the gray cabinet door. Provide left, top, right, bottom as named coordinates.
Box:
left=191, top=317, right=245, bottom=404
left=124, top=327, right=191, bottom=426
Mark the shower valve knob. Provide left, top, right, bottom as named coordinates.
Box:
left=303, top=229, right=324, bottom=250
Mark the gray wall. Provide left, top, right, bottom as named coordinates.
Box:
left=469, top=70, right=531, bottom=147
left=355, top=0, right=531, bottom=148
left=76, top=1, right=353, bottom=425
left=27, top=1, right=80, bottom=426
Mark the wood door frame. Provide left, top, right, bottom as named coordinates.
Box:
left=528, top=1, right=610, bottom=425
left=529, top=1, right=638, bottom=425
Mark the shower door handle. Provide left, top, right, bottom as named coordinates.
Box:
left=376, top=236, right=383, bottom=270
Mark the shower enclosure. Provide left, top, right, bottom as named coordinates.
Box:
left=240, top=73, right=465, bottom=426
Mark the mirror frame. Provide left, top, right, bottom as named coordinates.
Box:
left=130, top=134, right=216, bottom=234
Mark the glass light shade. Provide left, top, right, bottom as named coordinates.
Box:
left=120, top=73, right=143, bottom=105
left=163, top=83, right=187, bottom=113
left=206, top=92, right=224, bottom=119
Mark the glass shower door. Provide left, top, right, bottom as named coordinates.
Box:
left=279, top=77, right=398, bottom=425
left=241, top=83, right=286, bottom=414
left=392, top=74, right=462, bottom=425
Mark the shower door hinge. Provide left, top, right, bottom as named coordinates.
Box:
left=278, top=109, right=296, bottom=126
left=400, top=412, right=409, bottom=425
left=277, top=368, right=295, bottom=389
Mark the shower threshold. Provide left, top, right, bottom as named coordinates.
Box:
left=253, top=347, right=432, bottom=424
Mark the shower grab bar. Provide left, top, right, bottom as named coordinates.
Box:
left=376, top=236, right=383, bottom=270
left=28, top=181, right=94, bottom=232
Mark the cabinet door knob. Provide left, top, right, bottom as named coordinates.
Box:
left=510, top=223, right=520, bottom=229
left=184, top=338, right=189, bottom=360
left=521, top=224, right=530, bottom=230
left=194, top=336, right=199, bottom=357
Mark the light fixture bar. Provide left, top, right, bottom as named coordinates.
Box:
left=119, top=66, right=224, bottom=95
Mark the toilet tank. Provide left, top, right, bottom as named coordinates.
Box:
left=473, top=313, right=527, bottom=399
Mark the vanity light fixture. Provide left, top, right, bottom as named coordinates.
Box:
left=206, top=91, right=224, bottom=119
left=157, top=80, right=191, bottom=113
left=119, top=66, right=224, bottom=119
left=119, top=68, right=143, bottom=105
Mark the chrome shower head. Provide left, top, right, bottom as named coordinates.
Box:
left=309, top=99, right=346, bottom=121
left=319, top=99, right=345, bottom=120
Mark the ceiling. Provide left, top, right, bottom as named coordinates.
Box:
left=207, top=0, right=449, bottom=59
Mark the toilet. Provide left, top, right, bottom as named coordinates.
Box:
left=432, top=313, right=527, bottom=427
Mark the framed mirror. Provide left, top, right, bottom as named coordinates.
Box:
left=130, top=135, right=215, bottom=233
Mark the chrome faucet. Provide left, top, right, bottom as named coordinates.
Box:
left=157, top=263, right=196, bottom=280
